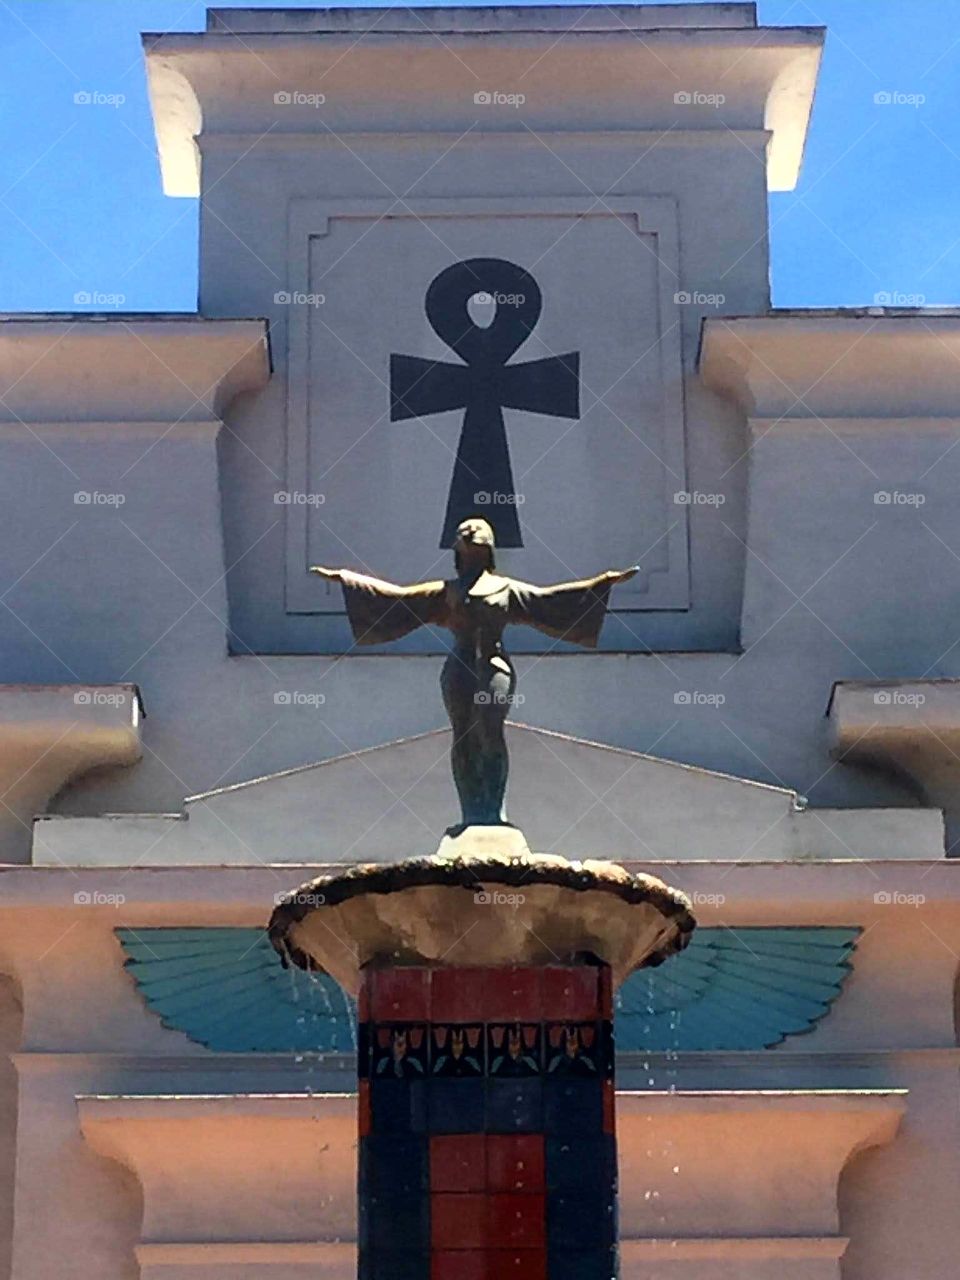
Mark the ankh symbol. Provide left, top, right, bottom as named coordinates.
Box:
left=390, top=257, right=581, bottom=548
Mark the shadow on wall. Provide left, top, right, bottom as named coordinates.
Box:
left=831, top=956, right=960, bottom=1278
left=77, top=1145, right=144, bottom=1280
left=839, top=1111, right=931, bottom=1280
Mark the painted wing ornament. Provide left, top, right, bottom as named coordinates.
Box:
left=118, top=926, right=858, bottom=1054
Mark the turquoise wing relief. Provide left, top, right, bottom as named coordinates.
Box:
left=117, top=927, right=356, bottom=1053
left=118, top=926, right=858, bottom=1054
left=616, top=926, right=860, bottom=1051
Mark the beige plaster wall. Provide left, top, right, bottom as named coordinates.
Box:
left=838, top=1060, right=960, bottom=1280
left=0, top=977, right=22, bottom=1280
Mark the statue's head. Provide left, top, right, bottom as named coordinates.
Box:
left=454, top=517, right=496, bottom=574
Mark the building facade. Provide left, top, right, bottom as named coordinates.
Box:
left=1, top=4, right=959, bottom=1279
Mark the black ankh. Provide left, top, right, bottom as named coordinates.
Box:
left=390, top=258, right=581, bottom=547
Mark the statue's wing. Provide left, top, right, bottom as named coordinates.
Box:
left=338, top=571, right=448, bottom=645
left=616, top=926, right=860, bottom=1051
left=508, top=576, right=614, bottom=648
left=117, top=927, right=355, bottom=1053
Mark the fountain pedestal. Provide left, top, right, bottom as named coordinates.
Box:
left=269, top=830, right=695, bottom=1280
left=359, top=962, right=616, bottom=1279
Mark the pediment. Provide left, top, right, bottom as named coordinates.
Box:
left=37, top=723, right=943, bottom=865
left=182, top=723, right=800, bottom=862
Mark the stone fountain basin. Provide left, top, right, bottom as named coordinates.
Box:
left=268, top=837, right=695, bottom=993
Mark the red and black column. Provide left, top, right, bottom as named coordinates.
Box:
left=358, top=964, right=617, bottom=1280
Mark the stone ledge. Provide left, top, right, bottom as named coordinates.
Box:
left=701, top=313, right=960, bottom=420
left=620, top=1235, right=848, bottom=1278
left=617, top=1090, right=904, bottom=1242
left=5, top=857, right=960, bottom=905
left=207, top=5, right=760, bottom=34
left=78, top=1092, right=356, bottom=1248
left=136, top=1240, right=353, bottom=1278
left=145, top=23, right=821, bottom=195
left=77, top=1088, right=903, bottom=1277
left=0, top=317, right=270, bottom=423
left=829, top=679, right=960, bottom=852
left=0, top=683, right=142, bottom=864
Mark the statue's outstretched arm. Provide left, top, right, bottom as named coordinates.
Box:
left=310, top=566, right=447, bottom=644
left=311, top=566, right=444, bottom=597
left=542, top=565, right=640, bottom=592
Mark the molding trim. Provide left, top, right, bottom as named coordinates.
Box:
left=137, top=1241, right=352, bottom=1263
left=622, top=1235, right=848, bottom=1260
left=198, top=128, right=774, bottom=151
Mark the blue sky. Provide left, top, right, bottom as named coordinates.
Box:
left=0, top=0, right=958, bottom=312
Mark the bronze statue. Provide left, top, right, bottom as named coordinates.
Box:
left=313, top=517, right=637, bottom=835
